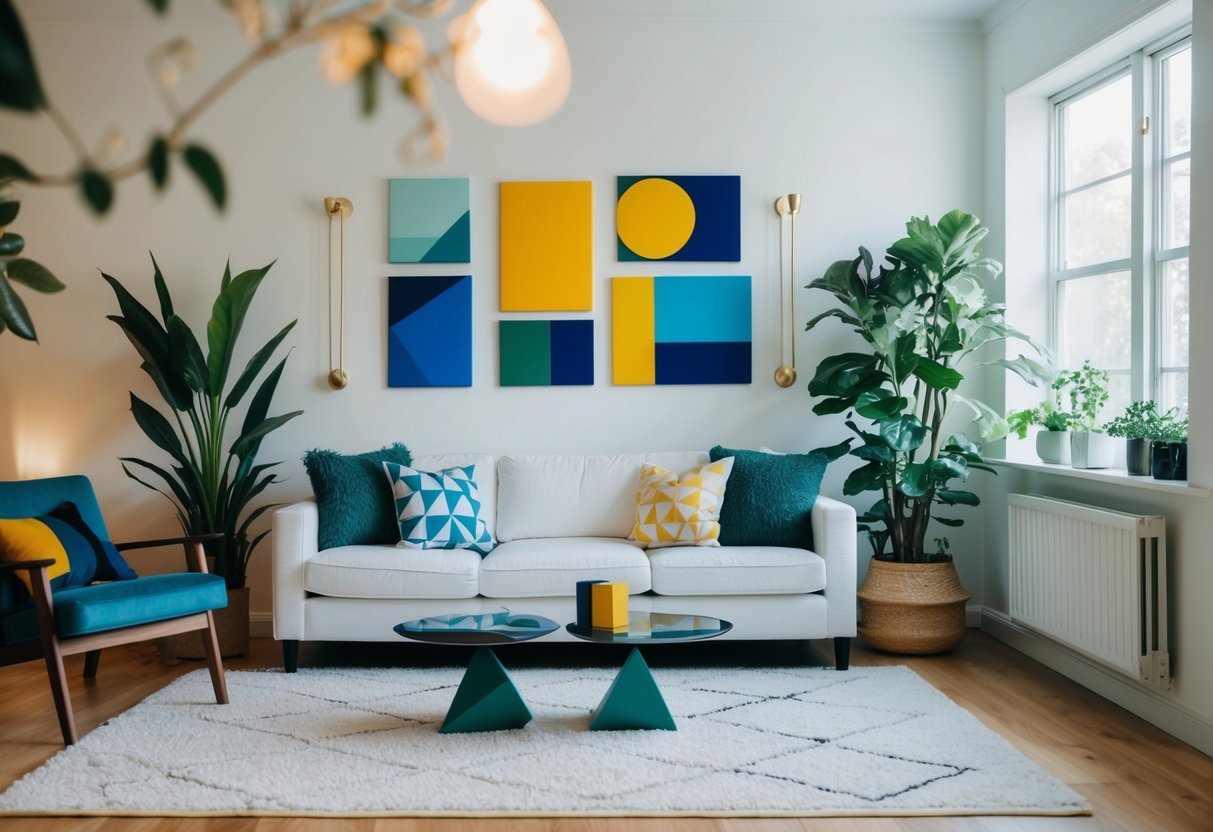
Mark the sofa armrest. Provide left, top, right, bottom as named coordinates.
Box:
left=811, top=495, right=858, bottom=638
left=272, top=500, right=318, bottom=640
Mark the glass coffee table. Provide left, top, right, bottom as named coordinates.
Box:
left=566, top=611, right=732, bottom=731
left=394, top=611, right=558, bottom=733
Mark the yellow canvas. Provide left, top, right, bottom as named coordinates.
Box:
left=500, top=181, right=592, bottom=311
left=611, top=277, right=655, bottom=384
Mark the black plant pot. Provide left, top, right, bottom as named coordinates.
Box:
left=1126, top=438, right=1152, bottom=476
left=1151, top=442, right=1188, bottom=480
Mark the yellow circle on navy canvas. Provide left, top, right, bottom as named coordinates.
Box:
left=617, top=178, right=696, bottom=259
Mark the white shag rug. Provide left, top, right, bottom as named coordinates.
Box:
left=0, top=665, right=1088, bottom=817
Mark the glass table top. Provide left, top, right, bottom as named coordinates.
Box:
left=394, top=611, right=559, bottom=645
left=565, top=611, right=732, bottom=644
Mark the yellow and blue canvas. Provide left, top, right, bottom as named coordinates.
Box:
left=388, top=275, right=472, bottom=387
left=389, top=178, right=470, bottom=264
left=612, top=275, right=751, bottom=385
left=616, top=175, right=740, bottom=262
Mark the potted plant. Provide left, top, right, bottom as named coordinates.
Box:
left=806, top=210, right=1047, bottom=654
left=105, top=255, right=302, bottom=657
left=1008, top=398, right=1074, bottom=464
left=1104, top=400, right=1168, bottom=476
left=1149, top=411, right=1188, bottom=480
left=1056, top=361, right=1112, bottom=469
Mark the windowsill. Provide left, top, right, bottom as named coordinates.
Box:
left=987, top=451, right=1208, bottom=497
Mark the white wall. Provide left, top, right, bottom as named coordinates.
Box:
left=982, top=0, right=1213, bottom=750
left=0, top=3, right=985, bottom=618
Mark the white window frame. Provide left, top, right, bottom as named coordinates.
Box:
left=1047, top=28, right=1191, bottom=407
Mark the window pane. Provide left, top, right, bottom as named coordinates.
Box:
left=1105, top=372, right=1131, bottom=427
left=1064, top=74, right=1131, bottom=187
left=1159, top=257, right=1189, bottom=367
left=1159, top=371, right=1188, bottom=413
left=1063, top=175, right=1130, bottom=268
left=1165, top=47, right=1191, bottom=156
left=1165, top=158, right=1190, bottom=248
left=1059, top=271, right=1131, bottom=373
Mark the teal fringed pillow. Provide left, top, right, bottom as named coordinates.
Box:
left=304, top=443, right=412, bottom=550
left=708, top=446, right=828, bottom=549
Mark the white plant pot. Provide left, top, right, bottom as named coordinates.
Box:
left=1070, top=431, right=1115, bottom=469
left=1035, top=430, right=1071, bottom=464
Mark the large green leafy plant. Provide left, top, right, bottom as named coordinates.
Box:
left=807, top=211, right=1047, bottom=563
left=105, top=256, right=302, bottom=588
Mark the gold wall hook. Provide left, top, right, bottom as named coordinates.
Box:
left=325, top=197, right=353, bottom=390
left=774, top=193, right=801, bottom=388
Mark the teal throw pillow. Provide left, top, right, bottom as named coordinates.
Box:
left=708, top=446, right=828, bottom=549
left=304, top=443, right=413, bottom=550
left=382, top=462, right=495, bottom=556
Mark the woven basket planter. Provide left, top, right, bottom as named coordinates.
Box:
left=857, top=559, right=971, bottom=654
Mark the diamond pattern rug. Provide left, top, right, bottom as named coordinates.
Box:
left=0, top=665, right=1088, bottom=817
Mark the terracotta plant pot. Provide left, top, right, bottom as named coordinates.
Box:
left=157, top=586, right=249, bottom=662
left=857, top=559, right=971, bottom=654
left=1035, top=430, right=1070, bottom=464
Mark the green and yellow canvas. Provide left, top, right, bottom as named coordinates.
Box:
left=389, top=178, right=471, bottom=264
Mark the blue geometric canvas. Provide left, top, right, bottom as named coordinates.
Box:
left=389, top=178, right=471, bottom=264
left=388, top=275, right=472, bottom=387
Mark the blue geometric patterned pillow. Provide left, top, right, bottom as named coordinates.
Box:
left=382, top=463, right=495, bottom=556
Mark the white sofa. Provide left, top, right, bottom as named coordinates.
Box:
left=273, top=451, right=858, bottom=671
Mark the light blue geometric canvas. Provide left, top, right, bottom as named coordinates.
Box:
left=382, top=462, right=495, bottom=555
left=389, top=178, right=471, bottom=263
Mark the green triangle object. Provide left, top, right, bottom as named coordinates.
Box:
left=589, top=647, right=676, bottom=731
left=440, top=647, right=533, bottom=734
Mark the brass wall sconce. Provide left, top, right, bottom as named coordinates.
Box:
left=325, top=196, right=353, bottom=390
left=773, top=193, right=801, bottom=388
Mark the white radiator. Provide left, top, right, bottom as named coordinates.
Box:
left=1008, top=494, right=1171, bottom=689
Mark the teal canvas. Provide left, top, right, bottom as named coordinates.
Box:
left=388, top=178, right=471, bottom=263
left=709, top=446, right=827, bottom=549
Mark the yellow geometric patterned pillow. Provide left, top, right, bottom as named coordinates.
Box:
left=629, top=458, right=734, bottom=549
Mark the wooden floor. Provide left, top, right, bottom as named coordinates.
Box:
left=0, top=632, right=1209, bottom=831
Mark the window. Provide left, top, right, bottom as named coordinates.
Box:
left=1050, top=33, right=1191, bottom=415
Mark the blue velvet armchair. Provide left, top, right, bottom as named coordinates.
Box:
left=0, top=475, right=230, bottom=745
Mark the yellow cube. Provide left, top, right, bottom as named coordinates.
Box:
left=591, top=582, right=629, bottom=631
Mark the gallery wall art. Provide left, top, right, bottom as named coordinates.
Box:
left=499, top=180, right=593, bottom=312
left=388, top=178, right=470, bottom=263
left=612, top=275, right=751, bottom=385
left=388, top=275, right=473, bottom=387
left=499, top=319, right=594, bottom=386
left=616, top=175, right=741, bottom=262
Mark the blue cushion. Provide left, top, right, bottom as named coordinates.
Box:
left=708, top=446, right=828, bottom=549
left=1, top=573, right=228, bottom=643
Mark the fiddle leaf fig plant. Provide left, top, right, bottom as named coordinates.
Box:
left=104, top=255, right=302, bottom=589
left=807, top=210, right=1048, bottom=563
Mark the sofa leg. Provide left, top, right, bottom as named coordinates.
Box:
left=283, top=639, right=299, bottom=673
left=834, top=637, right=851, bottom=671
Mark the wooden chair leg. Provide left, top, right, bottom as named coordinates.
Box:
left=30, top=568, right=78, bottom=745
left=83, top=649, right=101, bottom=679
left=200, top=610, right=229, bottom=705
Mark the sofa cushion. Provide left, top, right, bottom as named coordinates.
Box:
left=411, top=453, right=497, bottom=539
left=629, top=458, right=734, bottom=548
left=478, top=537, right=651, bottom=598
left=383, top=463, right=495, bottom=555
left=304, top=443, right=413, bottom=550
left=709, top=446, right=827, bottom=548
left=304, top=546, right=480, bottom=599
left=648, top=546, right=827, bottom=596
left=495, top=452, right=707, bottom=541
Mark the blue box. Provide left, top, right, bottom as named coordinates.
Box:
left=576, top=580, right=608, bottom=628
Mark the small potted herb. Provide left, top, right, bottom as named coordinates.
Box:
left=1104, top=400, right=1167, bottom=476
left=1057, top=361, right=1112, bottom=469
left=1008, top=400, right=1074, bottom=464
left=1149, top=412, right=1189, bottom=480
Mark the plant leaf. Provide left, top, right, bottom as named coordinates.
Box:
left=0, top=152, right=34, bottom=181
left=183, top=144, right=226, bottom=210
left=148, top=136, right=169, bottom=190
left=982, top=354, right=1054, bottom=389
left=207, top=261, right=274, bottom=394
left=166, top=314, right=210, bottom=394
left=150, top=251, right=173, bottom=320
left=911, top=358, right=963, bottom=391
left=359, top=59, right=378, bottom=116
left=880, top=415, right=928, bottom=453
left=6, top=258, right=64, bottom=293
left=224, top=320, right=296, bottom=409
left=144, top=0, right=169, bottom=14
left=937, top=488, right=981, bottom=506
left=119, top=456, right=191, bottom=513
left=129, top=393, right=187, bottom=464
left=0, top=200, right=18, bottom=225
left=79, top=169, right=114, bottom=214
left=234, top=354, right=291, bottom=458
left=900, top=463, right=929, bottom=497
left=231, top=411, right=303, bottom=460
left=810, top=439, right=852, bottom=462
left=0, top=0, right=46, bottom=111
left=855, top=389, right=908, bottom=420
left=0, top=231, right=24, bottom=255
left=843, top=462, right=886, bottom=496
left=934, top=517, right=964, bottom=527
left=0, top=269, right=36, bottom=340
left=102, top=270, right=192, bottom=409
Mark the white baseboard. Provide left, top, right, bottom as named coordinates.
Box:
left=980, top=607, right=1213, bottom=757
left=965, top=604, right=982, bottom=628
left=250, top=612, right=273, bottom=639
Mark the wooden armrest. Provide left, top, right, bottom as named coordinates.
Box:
left=115, top=532, right=225, bottom=552
left=0, top=558, right=57, bottom=573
